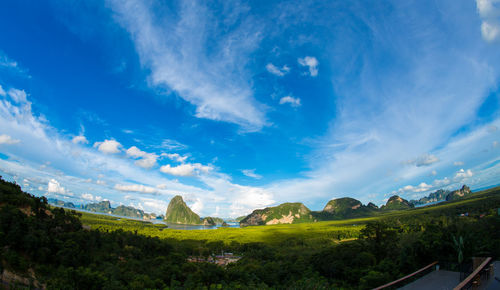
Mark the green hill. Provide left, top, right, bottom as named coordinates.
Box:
left=240, top=202, right=314, bottom=226
left=382, top=195, right=414, bottom=210
left=164, top=195, right=202, bottom=225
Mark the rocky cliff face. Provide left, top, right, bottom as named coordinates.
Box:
left=240, top=203, right=314, bottom=226
left=84, top=200, right=112, bottom=213
left=164, top=195, right=202, bottom=225
left=445, top=185, right=472, bottom=201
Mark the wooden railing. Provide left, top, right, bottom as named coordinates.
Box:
left=453, top=257, right=492, bottom=290
left=373, top=261, right=438, bottom=290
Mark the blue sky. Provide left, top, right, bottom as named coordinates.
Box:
left=0, top=0, right=499, bottom=217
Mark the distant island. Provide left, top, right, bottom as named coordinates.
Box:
left=48, top=185, right=473, bottom=227
left=48, top=198, right=162, bottom=220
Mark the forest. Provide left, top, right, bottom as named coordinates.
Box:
left=1, top=176, right=499, bottom=289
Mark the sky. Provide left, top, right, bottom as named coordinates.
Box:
left=0, top=0, right=499, bottom=217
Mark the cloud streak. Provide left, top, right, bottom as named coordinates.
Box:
left=107, top=0, right=267, bottom=130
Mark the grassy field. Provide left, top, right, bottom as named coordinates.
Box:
left=78, top=185, right=500, bottom=246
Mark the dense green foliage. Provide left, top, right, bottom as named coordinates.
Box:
left=1, top=176, right=500, bottom=289
left=320, top=197, right=378, bottom=219
left=164, top=195, right=202, bottom=225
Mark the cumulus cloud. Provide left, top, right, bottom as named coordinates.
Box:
left=476, top=0, right=500, bottom=42
left=126, top=146, right=146, bottom=158
left=162, top=153, right=188, bottom=163
left=0, top=134, right=20, bottom=145
left=47, top=179, right=67, bottom=195
left=160, top=163, right=213, bottom=177
left=107, top=0, right=267, bottom=130
left=114, top=183, right=158, bottom=194
left=298, top=56, right=319, bottom=76
left=94, top=139, right=122, bottom=154
left=279, top=96, right=301, bottom=107
left=266, top=63, right=290, bottom=76
left=0, top=85, right=6, bottom=96
left=72, top=135, right=88, bottom=144
left=126, top=146, right=158, bottom=169
left=242, top=169, right=262, bottom=179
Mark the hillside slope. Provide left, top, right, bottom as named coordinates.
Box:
left=240, top=202, right=314, bottom=226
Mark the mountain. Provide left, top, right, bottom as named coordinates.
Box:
left=113, top=205, right=145, bottom=218
left=446, top=185, right=472, bottom=201
left=382, top=195, right=414, bottom=210
left=164, top=195, right=202, bottom=225
left=410, top=189, right=450, bottom=206
left=202, top=217, right=224, bottom=225
left=84, top=200, right=112, bottom=213
left=240, top=202, right=314, bottom=226
left=82, top=201, right=156, bottom=219
left=47, top=198, right=75, bottom=208
left=322, top=197, right=379, bottom=218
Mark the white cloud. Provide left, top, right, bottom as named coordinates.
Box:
left=81, top=193, right=94, bottom=201
left=242, top=169, right=262, bottom=179
left=7, top=88, right=28, bottom=104
left=190, top=198, right=204, bottom=213
left=404, top=154, right=439, bottom=167
left=430, top=170, right=437, bottom=176
left=108, top=0, right=267, bottom=130
left=96, top=179, right=106, bottom=185
left=72, top=135, right=88, bottom=144
left=126, top=146, right=146, bottom=158
left=454, top=161, right=464, bottom=166
left=0, top=85, right=6, bottom=96
left=476, top=0, right=500, bottom=42
left=114, top=183, right=158, bottom=194
left=94, top=139, right=122, bottom=154
left=266, top=63, right=290, bottom=76
left=160, top=163, right=213, bottom=177
left=298, top=56, right=319, bottom=76
left=135, top=153, right=158, bottom=169
left=126, top=146, right=158, bottom=169
left=162, top=153, right=188, bottom=163
left=0, top=134, right=20, bottom=145
left=156, top=184, right=167, bottom=189
left=279, top=96, right=301, bottom=107
left=47, top=179, right=67, bottom=195
left=454, top=168, right=473, bottom=181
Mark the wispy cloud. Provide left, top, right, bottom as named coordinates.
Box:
left=266, top=63, right=290, bottom=76
left=107, top=0, right=267, bottom=131
left=242, top=169, right=262, bottom=179
left=279, top=96, right=301, bottom=107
